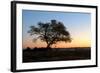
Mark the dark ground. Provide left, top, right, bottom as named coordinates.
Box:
left=23, top=47, right=91, bottom=63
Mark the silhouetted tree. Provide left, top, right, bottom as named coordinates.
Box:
left=28, top=20, right=72, bottom=48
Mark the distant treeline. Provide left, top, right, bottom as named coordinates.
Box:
left=23, top=47, right=91, bottom=51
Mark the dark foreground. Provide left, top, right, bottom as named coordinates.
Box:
left=23, top=47, right=91, bottom=63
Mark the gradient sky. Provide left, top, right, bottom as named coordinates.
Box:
left=22, top=10, right=91, bottom=49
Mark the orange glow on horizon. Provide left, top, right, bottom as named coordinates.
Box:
left=23, top=29, right=91, bottom=49
left=22, top=35, right=91, bottom=49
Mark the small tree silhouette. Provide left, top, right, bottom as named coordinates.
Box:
left=26, top=47, right=31, bottom=50
left=28, top=20, right=72, bottom=48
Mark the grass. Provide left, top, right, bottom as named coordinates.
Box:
left=23, top=47, right=91, bottom=63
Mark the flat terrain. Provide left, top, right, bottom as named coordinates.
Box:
left=23, top=47, right=91, bottom=63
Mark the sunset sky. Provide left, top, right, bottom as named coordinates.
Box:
left=22, top=10, right=91, bottom=49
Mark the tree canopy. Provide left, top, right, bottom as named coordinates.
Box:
left=28, top=20, right=72, bottom=48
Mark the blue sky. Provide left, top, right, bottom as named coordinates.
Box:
left=22, top=10, right=91, bottom=48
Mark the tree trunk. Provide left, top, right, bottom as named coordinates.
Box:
left=46, top=38, right=55, bottom=48
left=46, top=43, right=51, bottom=48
